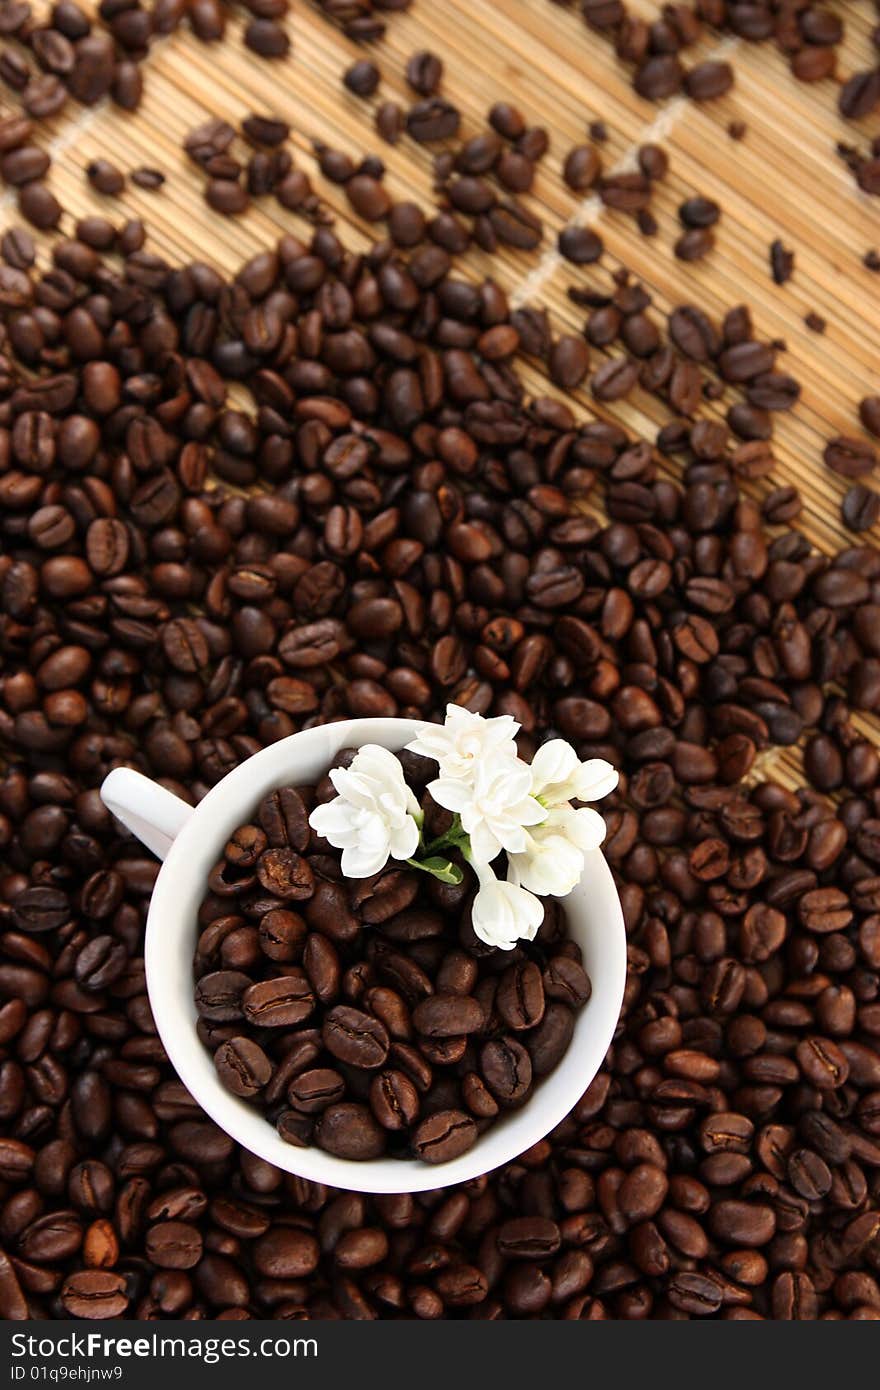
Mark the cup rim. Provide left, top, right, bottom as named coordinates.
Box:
left=145, top=717, right=626, bottom=1193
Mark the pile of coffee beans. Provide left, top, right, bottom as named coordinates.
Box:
left=0, top=204, right=879, bottom=1315
left=193, top=765, right=589, bottom=1164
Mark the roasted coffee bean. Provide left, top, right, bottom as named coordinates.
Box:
left=323, top=1006, right=390, bottom=1069
left=543, top=957, right=591, bottom=1007
left=632, top=54, right=683, bottom=100
left=709, top=1201, right=776, bottom=1247
left=668, top=1271, right=723, bottom=1315
left=344, top=60, right=380, bottom=97
left=287, top=1068, right=346, bottom=1114
left=244, top=18, right=289, bottom=58
left=369, top=1069, right=420, bottom=1130
left=549, top=335, right=590, bottom=389
left=481, top=1037, right=532, bottom=1104
left=259, top=788, right=310, bottom=852
left=412, top=1109, right=477, bottom=1163
left=405, top=50, right=443, bottom=96
left=407, top=99, right=460, bottom=143
left=685, top=62, right=733, bottom=102
left=145, top=1220, right=203, bottom=1270
left=824, top=436, right=876, bottom=479
left=315, top=1103, right=385, bottom=1160
left=497, top=1217, right=561, bottom=1259
left=559, top=226, right=604, bottom=265
left=796, top=1036, right=850, bottom=1089
left=770, top=238, right=794, bottom=285
left=591, top=357, right=638, bottom=401
left=214, top=1037, right=272, bottom=1097
left=675, top=228, right=714, bottom=262
left=87, top=159, right=125, bottom=195
left=194, top=971, right=251, bottom=1023
left=1, top=226, right=35, bottom=270
left=13, top=887, right=71, bottom=933
left=839, top=70, right=880, bottom=120
left=252, top=1226, right=319, bottom=1279
left=679, top=196, right=720, bottom=229
left=241, top=973, right=315, bottom=1028
left=563, top=145, right=601, bottom=191
left=496, top=961, right=545, bottom=1030
left=842, top=484, right=880, bottom=532
left=525, top=1003, right=575, bottom=1076
left=61, top=1270, right=128, bottom=1318
left=256, top=849, right=314, bottom=901
left=412, top=993, right=483, bottom=1037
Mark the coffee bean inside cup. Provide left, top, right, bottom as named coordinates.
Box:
left=193, top=757, right=589, bottom=1162
left=191, top=756, right=589, bottom=1156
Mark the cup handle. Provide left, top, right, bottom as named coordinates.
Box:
left=100, top=767, right=194, bottom=862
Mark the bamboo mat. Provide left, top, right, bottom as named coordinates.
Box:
left=4, top=0, right=880, bottom=790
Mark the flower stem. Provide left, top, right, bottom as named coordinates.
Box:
left=406, top=855, right=463, bottom=886
left=424, top=814, right=468, bottom=856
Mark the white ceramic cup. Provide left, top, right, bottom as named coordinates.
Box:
left=100, top=717, right=626, bottom=1194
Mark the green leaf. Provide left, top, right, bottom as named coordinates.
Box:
left=406, top=856, right=464, bottom=885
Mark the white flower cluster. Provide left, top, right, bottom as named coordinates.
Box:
left=308, top=706, right=619, bottom=950
left=411, top=708, right=618, bottom=948
left=309, top=745, right=421, bottom=879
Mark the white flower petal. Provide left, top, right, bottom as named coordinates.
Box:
left=559, top=805, right=607, bottom=852
left=446, top=705, right=519, bottom=742
left=405, top=727, right=447, bottom=760
left=315, top=744, right=420, bottom=879
left=471, top=866, right=544, bottom=950
left=529, top=739, right=578, bottom=796
left=406, top=707, right=521, bottom=784
left=388, top=815, right=420, bottom=864
left=508, top=832, right=584, bottom=896
left=512, top=795, right=548, bottom=828
left=341, top=842, right=388, bottom=878
left=428, top=777, right=473, bottom=812
left=482, top=759, right=532, bottom=803
left=329, top=765, right=392, bottom=814
left=359, top=813, right=391, bottom=850
left=354, top=745, right=407, bottom=783
left=573, top=758, right=619, bottom=803
left=468, top=817, right=503, bottom=864
left=308, top=799, right=339, bottom=831
left=491, top=812, right=533, bottom=855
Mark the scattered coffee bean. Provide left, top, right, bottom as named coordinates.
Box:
left=770, top=238, right=795, bottom=285
left=406, top=51, right=443, bottom=97
left=675, top=228, right=714, bottom=262
left=130, top=167, right=165, bottom=190
left=824, top=436, right=877, bottom=480
left=86, top=158, right=124, bottom=194
left=677, top=198, right=717, bottom=231
left=344, top=59, right=380, bottom=97
left=842, top=484, right=880, bottom=533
